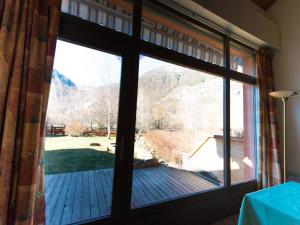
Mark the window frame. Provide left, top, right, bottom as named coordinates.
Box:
left=56, top=0, right=258, bottom=224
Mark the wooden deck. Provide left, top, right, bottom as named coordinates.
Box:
left=45, top=166, right=219, bottom=225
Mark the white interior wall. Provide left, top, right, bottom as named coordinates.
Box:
left=174, top=0, right=280, bottom=49
left=268, top=0, right=300, bottom=179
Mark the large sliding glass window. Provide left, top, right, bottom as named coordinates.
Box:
left=45, top=41, right=122, bottom=224
left=131, top=56, right=224, bottom=208
left=230, top=80, right=256, bottom=184
left=229, top=42, right=257, bottom=184
left=54, top=1, right=258, bottom=224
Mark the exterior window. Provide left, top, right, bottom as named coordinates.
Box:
left=230, top=42, right=256, bottom=77
left=61, top=0, right=133, bottom=35
left=54, top=1, right=258, bottom=222
left=230, top=80, right=256, bottom=184
left=131, top=55, right=224, bottom=208
left=45, top=41, right=122, bottom=224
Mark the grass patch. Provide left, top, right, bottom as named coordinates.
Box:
left=45, top=136, right=116, bottom=151
left=44, top=148, right=115, bottom=174
left=44, top=136, right=116, bottom=174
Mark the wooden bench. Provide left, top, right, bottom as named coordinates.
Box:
left=46, top=125, right=65, bottom=136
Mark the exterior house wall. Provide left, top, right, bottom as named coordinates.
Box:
left=181, top=137, right=252, bottom=183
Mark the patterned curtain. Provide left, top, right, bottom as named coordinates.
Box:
left=0, top=1, right=61, bottom=224
left=257, top=49, right=282, bottom=188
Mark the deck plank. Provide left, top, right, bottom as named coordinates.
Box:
left=46, top=174, right=66, bottom=225
left=134, top=170, right=157, bottom=200
left=141, top=170, right=171, bottom=203
left=71, top=172, right=83, bottom=223
left=163, top=167, right=215, bottom=191
left=93, top=170, right=109, bottom=217
left=159, top=167, right=201, bottom=193
left=95, top=170, right=112, bottom=215
left=132, top=170, right=157, bottom=206
left=136, top=168, right=167, bottom=201
left=51, top=173, right=72, bottom=225
left=103, top=170, right=113, bottom=197
left=45, top=175, right=54, bottom=193
left=151, top=167, right=188, bottom=195
left=45, top=174, right=61, bottom=203
left=182, top=170, right=217, bottom=189
left=152, top=167, right=192, bottom=195
left=143, top=168, right=179, bottom=199
left=81, top=171, right=91, bottom=221
left=88, top=170, right=100, bottom=219
left=45, top=166, right=219, bottom=225
left=61, top=172, right=77, bottom=225
left=105, top=170, right=115, bottom=214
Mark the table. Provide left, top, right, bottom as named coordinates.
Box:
left=238, top=182, right=300, bottom=225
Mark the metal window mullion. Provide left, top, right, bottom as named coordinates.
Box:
left=224, top=36, right=231, bottom=188
left=110, top=0, right=142, bottom=223
left=115, top=0, right=142, bottom=220
left=132, top=1, right=142, bottom=41
left=123, top=0, right=142, bottom=214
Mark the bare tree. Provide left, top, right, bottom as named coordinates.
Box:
left=106, top=83, right=112, bottom=139
left=88, top=60, right=120, bottom=139
left=150, top=103, right=168, bottom=130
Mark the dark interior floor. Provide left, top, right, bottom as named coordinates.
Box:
left=210, top=215, right=238, bottom=225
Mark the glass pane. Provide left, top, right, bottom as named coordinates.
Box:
left=141, top=4, right=224, bottom=66
left=61, top=0, right=133, bottom=35
left=230, top=80, right=256, bottom=184
left=131, top=55, right=224, bottom=209
left=45, top=40, right=122, bottom=224
left=230, top=42, right=256, bottom=76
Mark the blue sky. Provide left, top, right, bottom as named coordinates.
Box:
left=53, top=40, right=168, bottom=87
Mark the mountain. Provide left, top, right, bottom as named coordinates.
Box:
left=47, top=65, right=241, bottom=135
left=135, top=65, right=224, bottom=131
left=138, top=65, right=209, bottom=101
left=52, top=70, right=76, bottom=88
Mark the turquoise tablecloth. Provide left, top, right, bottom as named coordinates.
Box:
left=238, top=182, right=300, bottom=225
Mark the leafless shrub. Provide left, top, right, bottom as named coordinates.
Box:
left=65, top=121, right=86, bottom=136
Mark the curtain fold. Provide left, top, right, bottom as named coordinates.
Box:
left=257, top=48, right=282, bottom=189
left=0, top=1, right=61, bottom=224
left=0, top=1, right=4, bottom=27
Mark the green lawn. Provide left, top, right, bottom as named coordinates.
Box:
left=44, top=136, right=116, bottom=174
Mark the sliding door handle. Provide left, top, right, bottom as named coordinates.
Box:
left=119, top=137, right=125, bottom=161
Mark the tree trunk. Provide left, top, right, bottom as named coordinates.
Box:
left=107, top=87, right=111, bottom=139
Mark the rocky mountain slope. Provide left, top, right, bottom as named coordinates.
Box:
left=47, top=65, right=243, bottom=136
